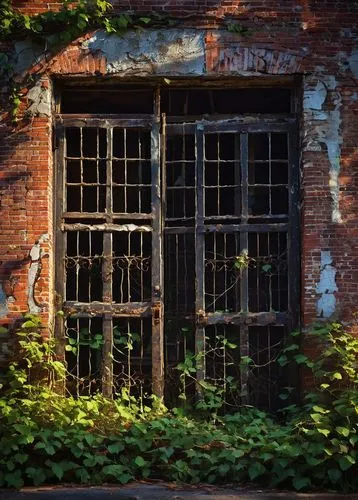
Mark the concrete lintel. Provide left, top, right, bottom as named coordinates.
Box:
left=83, top=29, right=206, bottom=76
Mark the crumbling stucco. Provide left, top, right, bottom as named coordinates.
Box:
left=27, top=233, right=49, bottom=313
left=348, top=48, right=358, bottom=79
left=83, top=29, right=206, bottom=75
left=303, top=80, right=327, bottom=111
left=316, top=250, right=338, bottom=318
left=27, top=80, right=51, bottom=117
left=303, top=75, right=342, bottom=223
left=0, top=285, right=8, bottom=318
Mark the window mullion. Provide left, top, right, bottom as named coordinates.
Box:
left=102, top=126, right=113, bottom=397
left=151, top=119, right=164, bottom=398
left=240, top=132, right=249, bottom=405
left=55, top=124, right=66, bottom=374
left=195, top=123, right=205, bottom=388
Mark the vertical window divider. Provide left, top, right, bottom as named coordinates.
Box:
left=102, top=126, right=113, bottom=397
left=287, top=123, right=300, bottom=397
left=240, top=132, right=249, bottom=405
left=195, top=123, right=205, bottom=390
left=54, top=124, right=66, bottom=383
left=151, top=105, right=164, bottom=398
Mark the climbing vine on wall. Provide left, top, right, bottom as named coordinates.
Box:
left=0, top=0, right=175, bottom=121
left=0, top=1, right=250, bottom=122
left=0, top=0, right=173, bottom=43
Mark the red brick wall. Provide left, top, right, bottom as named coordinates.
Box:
left=1, top=0, right=357, bottom=346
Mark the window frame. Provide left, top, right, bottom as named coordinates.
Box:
left=54, top=83, right=300, bottom=406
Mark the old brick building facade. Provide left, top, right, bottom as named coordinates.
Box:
left=0, top=0, right=357, bottom=407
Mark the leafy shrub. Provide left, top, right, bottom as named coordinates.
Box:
left=0, top=317, right=357, bottom=491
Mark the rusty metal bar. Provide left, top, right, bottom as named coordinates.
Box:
left=203, top=311, right=288, bottom=326
left=63, top=301, right=152, bottom=316
left=54, top=124, right=66, bottom=387
left=166, top=119, right=295, bottom=136
left=164, top=223, right=288, bottom=234
left=151, top=113, right=164, bottom=398
left=102, top=126, right=113, bottom=397
left=287, top=125, right=300, bottom=398
left=56, top=116, right=154, bottom=127
left=195, top=123, right=205, bottom=388
left=63, top=212, right=153, bottom=220
left=63, top=223, right=152, bottom=232
left=240, top=132, right=249, bottom=405
left=288, top=127, right=300, bottom=329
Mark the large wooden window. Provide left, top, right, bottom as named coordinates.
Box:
left=55, top=83, right=299, bottom=409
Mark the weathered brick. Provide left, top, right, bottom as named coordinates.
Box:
left=0, top=1, right=356, bottom=395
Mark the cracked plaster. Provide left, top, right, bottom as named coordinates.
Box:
left=27, top=81, right=51, bottom=117
left=83, top=29, right=206, bottom=75
left=348, top=48, right=358, bottom=79
left=303, top=75, right=342, bottom=223
left=316, top=251, right=338, bottom=318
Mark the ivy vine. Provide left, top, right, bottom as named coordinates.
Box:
left=0, top=0, right=174, bottom=44
left=0, top=0, right=175, bottom=122
left=0, top=1, right=250, bottom=122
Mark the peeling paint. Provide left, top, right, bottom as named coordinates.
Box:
left=27, top=233, right=49, bottom=313
left=348, top=48, right=358, bottom=79
left=316, top=251, right=338, bottom=318
left=303, top=81, right=327, bottom=111
left=303, top=76, right=342, bottom=223
left=27, top=81, right=51, bottom=117
left=0, top=284, right=8, bottom=318
left=84, top=29, right=205, bottom=75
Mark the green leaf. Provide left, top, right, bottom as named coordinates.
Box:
left=240, top=356, right=253, bottom=365
left=277, top=355, right=288, bottom=367
left=310, top=413, right=323, bottom=423
left=292, top=476, right=311, bottom=491
left=102, top=464, right=125, bottom=477
left=118, top=472, right=133, bottom=484
left=248, top=462, right=266, bottom=480
left=134, top=456, right=148, bottom=468
left=13, top=453, right=28, bottom=464
left=336, top=426, right=350, bottom=437
left=320, top=383, right=330, bottom=389
left=50, top=462, right=65, bottom=480
left=75, top=467, right=90, bottom=483
left=327, top=468, right=342, bottom=483
left=317, top=428, right=330, bottom=437
left=338, top=455, right=354, bottom=471
left=4, top=470, right=23, bottom=489
left=21, top=320, right=36, bottom=328
left=283, top=344, right=299, bottom=352
left=0, top=326, right=8, bottom=334
left=139, top=17, right=151, bottom=24
left=294, top=354, right=308, bottom=364
left=26, top=467, right=46, bottom=486
left=107, top=442, right=125, bottom=454
left=218, top=463, right=231, bottom=475
left=312, top=405, right=329, bottom=414
left=259, top=452, right=274, bottom=462
left=331, top=372, right=343, bottom=380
